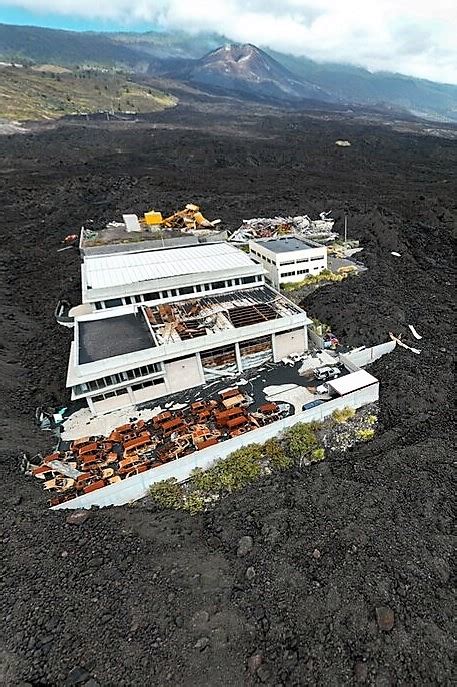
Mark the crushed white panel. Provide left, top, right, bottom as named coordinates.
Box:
left=389, top=332, right=421, bottom=354
left=123, top=214, right=141, bottom=232
left=298, top=351, right=337, bottom=374
left=264, top=383, right=315, bottom=412
left=408, top=325, right=422, bottom=340
left=84, top=242, right=258, bottom=290
left=61, top=405, right=165, bottom=441
left=47, top=460, right=82, bottom=479
left=391, top=251, right=401, bottom=257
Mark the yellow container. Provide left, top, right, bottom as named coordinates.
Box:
left=144, top=211, right=163, bottom=225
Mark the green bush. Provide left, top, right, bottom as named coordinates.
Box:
left=182, top=492, right=206, bottom=514
left=283, top=422, right=318, bottom=466
left=149, top=478, right=184, bottom=509
left=356, top=428, right=375, bottom=441
left=214, top=445, right=263, bottom=492
left=332, top=407, right=356, bottom=424
left=366, top=414, right=378, bottom=425
left=310, top=447, right=325, bottom=462
left=263, top=437, right=293, bottom=471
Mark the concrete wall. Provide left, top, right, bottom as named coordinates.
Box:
left=164, top=355, right=203, bottom=394
left=273, top=329, right=306, bottom=360
left=132, top=381, right=168, bottom=404
left=308, top=329, right=325, bottom=349
left=340, top=341, right=396, bottom=369
left=52, top=382, right=379, bottom=510
left=92, top=389, right=131, bottom=415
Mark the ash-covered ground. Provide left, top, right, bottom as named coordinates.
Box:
left=0, top=106, right=455, bottom=686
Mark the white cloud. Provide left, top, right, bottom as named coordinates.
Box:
left=2, top=0, right=457, bottom=83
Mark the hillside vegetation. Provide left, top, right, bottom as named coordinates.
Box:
left=0, top=65, right=176, bottom=121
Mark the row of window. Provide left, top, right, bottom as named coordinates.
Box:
left=93, top=388, right=129, bottom=402
left=250, top=248, right=325, bottom=267
left=281, top=266, right=322, bottom=278
left=131, top=378, right=165, bottom=391
left=93, top=275, right=262, bottom=310
left=92, top=377, right=166, bottom=403
left=249, top=248, right=277, bottom=265
left=73, top=362, right=163, bottom=396
left=278, top=255, right=325, bottom=265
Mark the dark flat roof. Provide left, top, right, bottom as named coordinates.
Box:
left=78, top=313, right=154, bottom=364
left=256, top=236, right=321, bottom=253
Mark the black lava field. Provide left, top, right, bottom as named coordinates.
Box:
left=0, top=107, right=455, bottom=686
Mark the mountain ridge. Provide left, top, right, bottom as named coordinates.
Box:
left=0, top=23, right=456, bottom=121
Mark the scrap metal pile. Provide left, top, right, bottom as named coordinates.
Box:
left=32, top=388, right=287, bottom=507
left=228, top=211, right=337, bottom=244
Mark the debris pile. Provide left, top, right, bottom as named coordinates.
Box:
left=144, top=288, right=300, bottom=344
left=81, top=203, right=222, bottom=247
left=30, top=387, right=288, bottom=507
left=228, top=212, right=337, bottom=244
left=145, top=203, right=221, bottom=232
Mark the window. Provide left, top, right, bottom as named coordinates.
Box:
left=179, top=285, right=194, bottom=295
left=297, top=268, right=309, bottom=275
left=212, top=281, right=226, bottom=290
left=281, top=271, right=296, bottom=277
left=74, top=383, right=89, bottom=395
left=143, top=292, right=160, bottom=302
left=201, top=346, right=237, bottom=369
left=95, top=302, right=103, bottom=310
left=195, top=284, right=202, bottom=292
left=280, top=260, right=295, bottom=266
left=132, top=377, right=164, bottom=391
left=169, top=289, right=177, bottom=297
left=296, top=258, right=310, bottom=264
left=310, top=255, right=324, bottom=261
left=93, top=388, right=129, bottom=402
left=73, top=363, right=163, bottom=396
left=241, top=276, right=256, bottom=284
left=104, top=298, right=123, bottom=308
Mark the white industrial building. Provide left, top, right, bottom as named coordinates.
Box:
left=249, top=235, right=327, bottom=289
left=67, top=241, right=312, bottom=415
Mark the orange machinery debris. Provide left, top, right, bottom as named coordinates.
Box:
left=143, top=203, right=220, bottom=231
left=259, top=402, right=279, bottom=415
left=123, top=431, right=152, bottom=454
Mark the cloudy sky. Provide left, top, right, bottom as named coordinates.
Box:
left=1, top=0, right=456, bottom=84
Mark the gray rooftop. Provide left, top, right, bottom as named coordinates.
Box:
left=255, top=236, right=321, bottom=253
left=78, top=313, right=154, bottom=364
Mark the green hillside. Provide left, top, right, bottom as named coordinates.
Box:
left=0, top=65, right=176, bottom=121
left=0, top=23, right=142, bottom=67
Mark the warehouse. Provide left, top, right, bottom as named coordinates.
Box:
left=67, top=241, right=312, bottom=415
left=249, top=235, right=327, bottom=289
left=81, top=241, right=264, bottom=312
